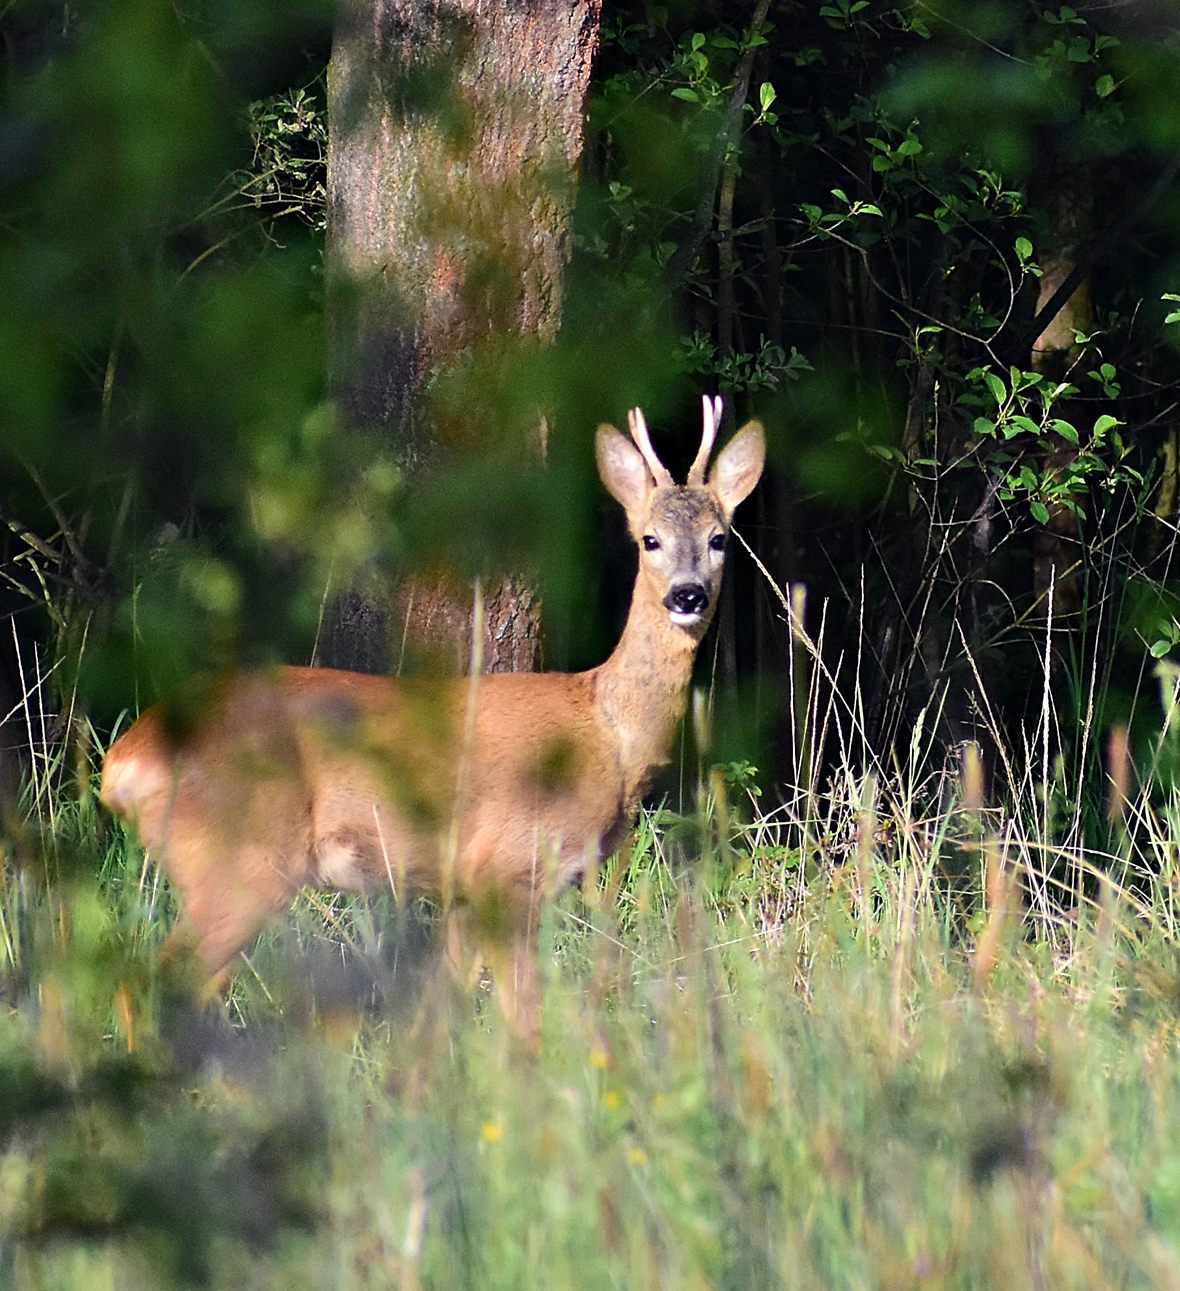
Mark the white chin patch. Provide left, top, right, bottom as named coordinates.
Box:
left=669, top=611, right=704, bottom=628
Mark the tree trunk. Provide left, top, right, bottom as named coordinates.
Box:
left=1029, top=157, right=1093, bottom=645
left=325, top=0, right=602, bottom=674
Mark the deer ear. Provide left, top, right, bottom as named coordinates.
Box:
left=596, top=425, right=653, bottom=516
left=709, top=420, right=766, bottom=517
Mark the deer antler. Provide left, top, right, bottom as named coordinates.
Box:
left=687, top=394, right=723, bottom=486
left=627, top=407, right=674, bottom=487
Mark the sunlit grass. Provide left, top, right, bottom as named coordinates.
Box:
left=6, top=593, right=1180, bottom=1286
left=4, top=739, right=1180, bottom=1290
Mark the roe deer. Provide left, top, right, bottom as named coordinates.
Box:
left=101, top=397, right=765, bottom=1046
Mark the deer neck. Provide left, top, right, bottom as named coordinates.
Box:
left=593, top=575, right=703, bottom=797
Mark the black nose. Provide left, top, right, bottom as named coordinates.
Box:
left=665, top=584, right=709, bottom=616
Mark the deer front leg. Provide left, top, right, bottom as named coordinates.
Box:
left=443, top=894, right=544, bottom=1055
left=482, top=923, right=543, bottom=1056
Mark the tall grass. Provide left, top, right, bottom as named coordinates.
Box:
left=4, top=608, right=1180, bottom=1288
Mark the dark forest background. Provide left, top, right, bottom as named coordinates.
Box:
left=3, top=0, right=1180, bottom=814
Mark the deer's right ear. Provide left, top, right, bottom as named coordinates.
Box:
left=596, top=425, right=653, bottom=516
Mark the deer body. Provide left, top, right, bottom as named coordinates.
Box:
left=101, top=400, right=765, bottom=1042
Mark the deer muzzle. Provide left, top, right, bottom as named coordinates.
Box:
left=664, top=583, right=710, bottom=624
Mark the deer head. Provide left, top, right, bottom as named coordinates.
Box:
left=595, top=396, right=766, bottom=636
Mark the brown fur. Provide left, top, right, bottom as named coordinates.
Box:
left=101, top=408, right=765, bottom=1047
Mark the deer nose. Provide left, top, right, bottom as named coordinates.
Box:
left=665, top=583, right=709, bottom=617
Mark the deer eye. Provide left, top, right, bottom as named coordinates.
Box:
left=642, top=535, right=661, bottom=551
left=709, top=533, right=726, bottom=551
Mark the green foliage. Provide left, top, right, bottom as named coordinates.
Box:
left=0, top=0, right=340, bottom=719
left=3, top=0, right=1179, bottom=767
left=241, top=84, right=328, bottom=234
left=592, top=0, right=1180, bottom=775
left=953, top=361, right=1141, bottom=521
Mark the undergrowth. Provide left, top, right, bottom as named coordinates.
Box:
left=1, top=727, right=1180, bottom=1289
left=4, top=610, right=1180, bottom=1287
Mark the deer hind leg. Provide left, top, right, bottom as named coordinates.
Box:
left=168, top=848, right=302, bottom=974
left=156, top=791, right=314, bottom=993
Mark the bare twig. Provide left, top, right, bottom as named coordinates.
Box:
left=663, top=0, right=772, bottom=287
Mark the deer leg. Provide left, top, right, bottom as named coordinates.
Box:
left=158, top=818, right=311, bottom=992
left=440, top=897, right=543, bottom=1053
left=482, top=925, right=543, bottom=1056
left=443, top=907, right=479, bottom=988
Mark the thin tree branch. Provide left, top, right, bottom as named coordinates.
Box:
left=662, top=0, right=772, bottom=288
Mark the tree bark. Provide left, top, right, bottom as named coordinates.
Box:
left=325, top=0, right=602, bottom=674
left=1029, top=157, right=1093, bottom=643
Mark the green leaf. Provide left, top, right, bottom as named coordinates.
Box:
left=760, top=81, right=776, bottom=112
left=1096, top=73, right=1115, bottom=98
left=671, top=87, right=699, bottom=102
left=1094, top=414, right=1123, bottom=435
left=1015, top=236, right=1033, bottom=262
left=984, top=372, right=1007, bottom=406
left=973, top=417, right=996, bottom=437
left=1030, top=500, right=1050, bottom=524
left=1151, top=640, right=1173, bottom=658
left=896, top=138, right=923, bottom=157
left=1052, top=420, right=1079, bottom=444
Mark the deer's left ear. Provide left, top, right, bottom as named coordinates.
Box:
left=709, top=421, right=766, bottom=518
